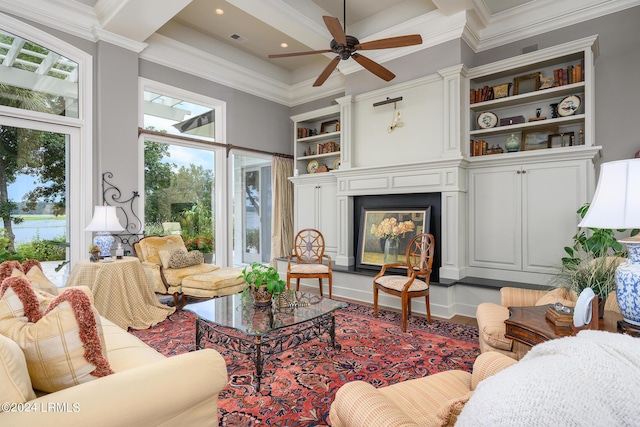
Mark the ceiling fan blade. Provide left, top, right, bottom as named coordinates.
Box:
left=351, top=53, right=395, bottom=82
left=355, top=34, right=423, bottom=51
left=313, top=56, right=341, bottom=87
left=323, top=16, right=347, bottom=46
left=268, top=49, right=332, bottom=58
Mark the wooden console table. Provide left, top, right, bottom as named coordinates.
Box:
left=505, top=305, right=623, bottom=347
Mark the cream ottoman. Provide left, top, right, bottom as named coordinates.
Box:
left=181, top=267, right=246, bottom=299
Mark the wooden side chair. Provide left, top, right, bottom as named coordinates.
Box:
left=287, top=228, right=333, bottom=298
left=373, top=232, right=435, bottom=332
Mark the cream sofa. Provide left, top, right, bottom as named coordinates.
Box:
left=329, top=351, right=517, bottom=427
left=0, top=288, right=228, bottom=426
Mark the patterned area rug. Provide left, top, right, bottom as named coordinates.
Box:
left=131, top=301, right=479, bottom=426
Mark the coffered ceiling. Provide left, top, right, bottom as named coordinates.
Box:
left=1, top=0, right=638, bottom=106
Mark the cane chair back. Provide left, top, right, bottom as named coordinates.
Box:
left=287, top=229, right=333, bottom=298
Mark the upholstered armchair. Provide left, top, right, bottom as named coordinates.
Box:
left=134, top=235, right=245, bottom=307
left=329, top=351, right=517, bottom=427
left=476, top=286, right=620, bottom=360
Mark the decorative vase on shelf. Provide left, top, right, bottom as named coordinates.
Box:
left=505, top=133, right=520, bottom=152
left=550, top=103, right=559, bottom=119
left=383, top=238, right=399, bottom=264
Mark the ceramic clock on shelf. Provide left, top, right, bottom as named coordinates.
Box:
left=333, top=158, right=341, bottom=170
left=307, top=160, right=319, bottom=173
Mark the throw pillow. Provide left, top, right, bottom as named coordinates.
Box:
left=0, top=334, right=36, bottom=407
left=0, top=277, right=113, bottom=393
left=11, top=267, right=58, bottom=296
left=0, top=260, right=23, bottom=282
left=168, top=249, right=204, bottom=269
left=158, top=249, right=172, bottom=269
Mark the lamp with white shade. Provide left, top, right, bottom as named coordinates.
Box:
left=578, top=158, right=640, bottom=326
left=85, top=205, right=125, bottom=258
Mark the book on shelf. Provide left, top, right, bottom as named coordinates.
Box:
left=470, top=139, right=488, bottom=157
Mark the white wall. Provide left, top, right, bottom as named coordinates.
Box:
left=351, top=75, right=445, bottom=168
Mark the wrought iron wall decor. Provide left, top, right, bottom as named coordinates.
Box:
left=101, top=172, right=143, bottom=253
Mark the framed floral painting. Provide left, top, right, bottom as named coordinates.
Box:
left=358, top=207, right=431, bottom=268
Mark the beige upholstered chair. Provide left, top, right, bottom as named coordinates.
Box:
left=329, top=351, right=517, bottom=427
left=134, top=235, right=245, bottom=307
left=373, top=233, right=434, bottom=332
left=476, top=285, right=620, bottom=360
left=287, top=229, right=333, bottom=298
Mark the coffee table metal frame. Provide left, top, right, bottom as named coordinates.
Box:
left=187, top=292, right=346, bottom=392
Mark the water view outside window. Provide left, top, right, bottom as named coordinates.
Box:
left=0, top=124, right=68, bottom=269
left=0, top=29, right=79, bottom=118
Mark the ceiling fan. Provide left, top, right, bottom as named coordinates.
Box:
left=268, top=11, right=422, bottom=87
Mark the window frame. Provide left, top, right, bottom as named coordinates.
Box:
left=0, top=12, right=93, bottom=268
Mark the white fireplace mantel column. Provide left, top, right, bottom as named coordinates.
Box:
left=438, top=64, right=467, bottom=159
left=333, top=159, right=467, bottom=281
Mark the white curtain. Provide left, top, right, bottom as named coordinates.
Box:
left=270, top=156, right=294, bottom=264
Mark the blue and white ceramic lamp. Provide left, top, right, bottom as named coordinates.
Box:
left=579, top=159, right=640, bottom=326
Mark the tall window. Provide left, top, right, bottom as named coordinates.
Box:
left=141, top=81, right=225, bottom=263
left=0, top=17, right=90, bottom=283
left=231, top=152, right=272, bottom=265
left=0, top=28, right=79, bottom=118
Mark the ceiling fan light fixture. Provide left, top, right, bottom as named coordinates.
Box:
left=267, top=10, right=422, bottom=87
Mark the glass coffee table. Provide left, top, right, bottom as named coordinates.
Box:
left=184, top=292, right=348, bottom=392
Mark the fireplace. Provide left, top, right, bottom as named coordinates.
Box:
left=353, top=193, right=441, bottom=281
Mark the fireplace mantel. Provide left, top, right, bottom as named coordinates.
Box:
left=329, top=157, right=468, bottom=283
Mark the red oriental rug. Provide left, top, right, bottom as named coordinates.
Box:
left=130, top=301, right=479, bottom=426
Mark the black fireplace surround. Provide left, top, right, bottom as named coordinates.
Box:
left=353, top=193, right=441, bottom=282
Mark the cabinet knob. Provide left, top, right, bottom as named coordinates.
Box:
left=516, top=170, right=521, bottom=174
left=522, top=170, right=527, bottom=174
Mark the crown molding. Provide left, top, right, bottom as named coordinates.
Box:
left=337, top=11, right=467, bottom=77
left=0, top=0, right=98, bottom=41
left=141, top=34, right=290, bottom=106
left=476, top=0, right=640, bottom=52
left=93, top=27, right=148, bottom=52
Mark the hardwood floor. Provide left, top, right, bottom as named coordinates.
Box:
left=332, top=294, right=478, bottom=327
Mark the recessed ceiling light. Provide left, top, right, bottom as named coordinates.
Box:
left=280, top=43, right=288, bottom=48
left=215, top=8, right=224, bottom=15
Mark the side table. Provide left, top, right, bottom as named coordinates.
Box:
left=505, top=305, right=623, bottom=347
left=65, top=256, right=175, bottom=330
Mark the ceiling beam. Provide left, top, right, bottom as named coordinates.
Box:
left=94, top=0, right=193, bottom=42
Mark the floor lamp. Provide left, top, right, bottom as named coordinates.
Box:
left=578, top=158, right=640, bottom=326
left=86, top=205, right=125, bottom=258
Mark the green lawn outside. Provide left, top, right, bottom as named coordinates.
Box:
left=13, top=214, right=66, bottom=221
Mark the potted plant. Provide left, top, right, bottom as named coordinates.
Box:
left=184, top=235, right=214, bottom=263
left=552, top=203, right=638, bottom=316
left=551, top=252, right=621, bottom=317
left=240, top=262, right=286, bottom=306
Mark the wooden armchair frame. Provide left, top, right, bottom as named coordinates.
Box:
left=287, top=228, right=333, bottom=298
left=373, top=233, right=435, bottom=332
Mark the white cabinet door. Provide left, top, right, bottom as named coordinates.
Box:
left=294, top=181, right=318, bottom=231
left=522, top=161, right=586, bottom=273
left=292, top=176, right=338, bottom=257
left=317, top=180, right=337, bottom=254
left=469, top=165, right=522, bottom=270
left=469, top=160, right=587, bottom=274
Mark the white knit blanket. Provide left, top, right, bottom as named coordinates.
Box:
left=456, top=330, right=640, bottom=426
